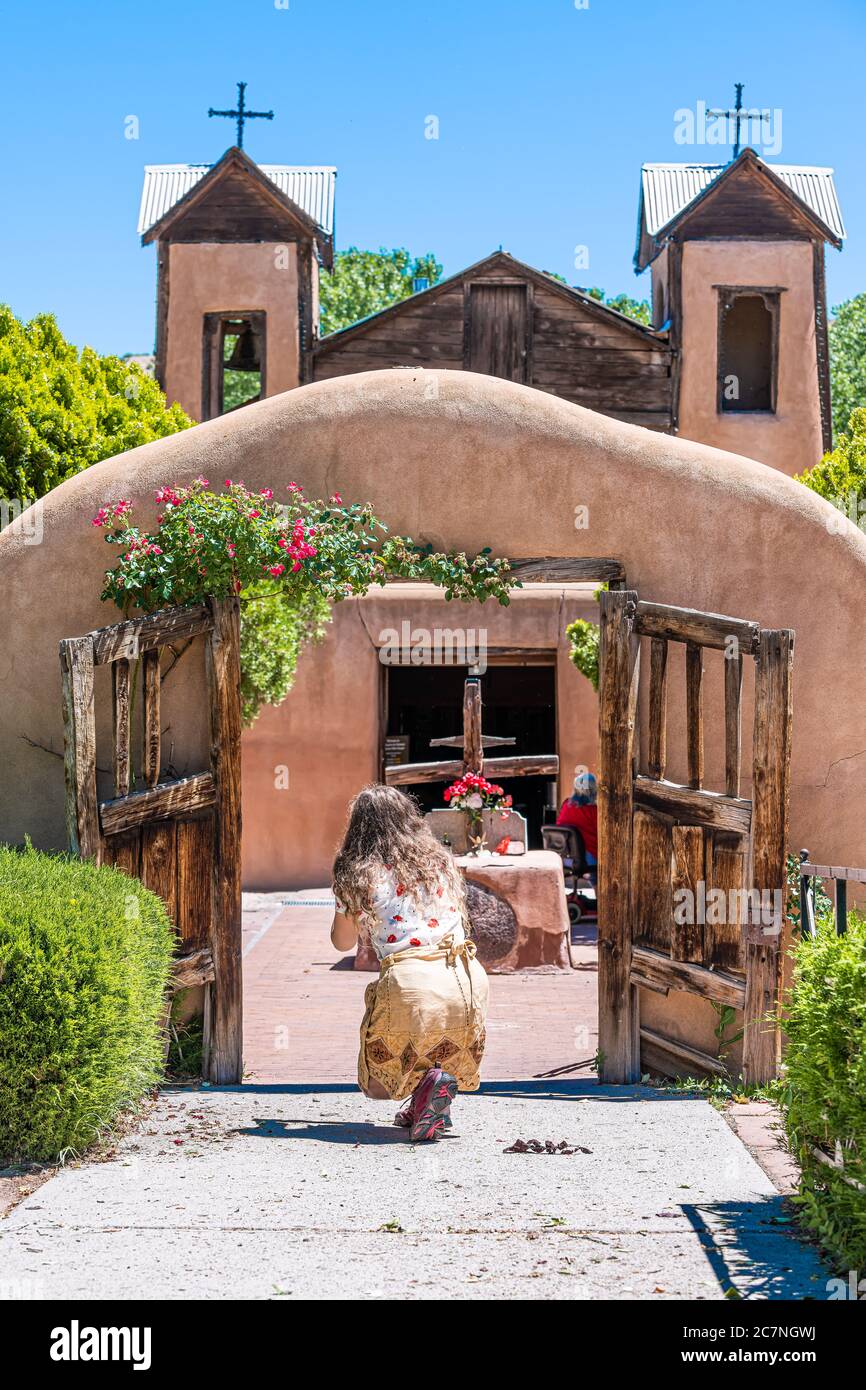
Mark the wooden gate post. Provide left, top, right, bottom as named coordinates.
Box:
left=60, top=635, right=101, bottom=862
left=206, top=597, right=244, bottom=1084
left=744, top=628, right=794, bottom=1085
left=597, top=590, right=641, bottom=1083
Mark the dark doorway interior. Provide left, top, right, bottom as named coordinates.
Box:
left=385, top=663, right=557, bottom=846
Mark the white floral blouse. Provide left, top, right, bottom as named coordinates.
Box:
left=336, top=868, right=465, bottom=961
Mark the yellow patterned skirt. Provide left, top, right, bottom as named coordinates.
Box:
left=358, top=935, right=489, bottom=1101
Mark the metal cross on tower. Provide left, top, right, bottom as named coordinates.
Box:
left=384, top=676, right=559, bottom=787
left=208, top=81, right=274, bottom=150
left=708, top=82, right=769, bottom=161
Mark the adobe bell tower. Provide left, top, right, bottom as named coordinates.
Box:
left=138, top=97, right=334, bottom=422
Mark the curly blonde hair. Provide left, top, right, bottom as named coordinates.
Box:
left=333, top=784, right=466, bottom=921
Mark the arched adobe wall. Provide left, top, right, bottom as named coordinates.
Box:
left=1, top=368, right=865, bottom=875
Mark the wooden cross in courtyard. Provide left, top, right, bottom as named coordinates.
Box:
left=209, top=82, right=274, bottom=150
left=384, top=676, right=559, bottom=787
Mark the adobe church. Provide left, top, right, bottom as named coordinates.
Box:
left=139, top=122, right=845, bottom=476
left=134, top=104, right=847, bottom=889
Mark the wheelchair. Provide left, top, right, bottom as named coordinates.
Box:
left=541, top=823, right=599, bottom=951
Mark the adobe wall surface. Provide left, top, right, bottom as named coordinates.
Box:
left=1, top=367, right=864, bottom=896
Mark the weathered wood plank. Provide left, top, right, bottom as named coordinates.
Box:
left=463, top=679, right=483, bottom=773
left=725, top=651, right=744, bottom=797
left=597, top=590, right=640, bottom=1083
left=634, top=775, right=751, bottom=835
left=647, top=638, right=668, bottom=780
left=686, top=642, right=704, bottom=790
left=384, top=754, right=559, bottom=786
left=206, top=597, right=244, bottom=1085
left=142, top=648, right=161, bottom=788
left=100, top=772, right=216, bottom=836
left=90, top=604, right=212, bottom=665
left=140, top=820, right=178, bottom=926
left=634, top=601, right=760, bottom=654
left=630, top=944, right=746, bottom=1010
left=671, top=824, right=705, bottom=964
left=631, top=810, right=673, bottom=953
left=639, top=1026, right=729, bottom=1079
left=102, top=830, right=140, bottom=878
left=112, top=657, right=131, bottom=798
left=171, top=946, right=215, bottom=991
left=505, top=557, right=626, bottom=584
left=176, top=817, right=214, bottom=948
left=743, top=629, right=794, bottom=1085
left=709, top=844, right=746, bottom=972
left=60, top=636, right=101, bottom=862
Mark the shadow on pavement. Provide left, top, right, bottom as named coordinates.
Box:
left=682, top=1199, right=827, bottom=1298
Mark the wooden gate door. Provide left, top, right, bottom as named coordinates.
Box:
left=60, top=598, right=243, bottom=1083
left=597, top=590, right=794, bottom=1086
left=465, top=281, right=531, bottom=382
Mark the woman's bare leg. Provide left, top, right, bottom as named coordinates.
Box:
left=362, top=1077, right=391, bottom=1100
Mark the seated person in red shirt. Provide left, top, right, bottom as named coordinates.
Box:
left=556, top=771, right=598, bottom=880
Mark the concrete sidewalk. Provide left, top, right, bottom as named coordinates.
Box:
left=0, top=1083, right=829, bottom=1301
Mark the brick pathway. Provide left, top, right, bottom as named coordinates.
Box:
left=242, top=891, right=599, bottom=1083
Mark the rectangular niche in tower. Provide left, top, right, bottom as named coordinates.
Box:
left=202, top=311, right=267, bottom=420
left=716, top=288, right=780, bottom=414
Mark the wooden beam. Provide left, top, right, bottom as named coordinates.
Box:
left=112, top=657, right=131, bottom=799
left=743, top=628, right=794, bottom=1086
left=647, top=638, right=668, bottom=780
left=463, top=679, right=483, bottom=773
left=685, top=642, right=704, bottom=790
left=597, top=589, right=640, bottom=1083
left=506, top=557, right=626, bottom=584
left=206, top=597, right=244, bottom=1085
left=630, top=944, right=746, bottom=1010
left=639, top=1026, right=729, bottom=1079
left=634, top=775, right=751, bottom=835
left=142, top=649, right=161, bottom=788
left=100, top=771, right=216, bottom=836
left=90, top=604, right=212, bottom=665
left=384, top=754, right=558, bottom=786
left=634, top=601, right=759, bottom=654
left=671, top=825, right=705, bottom=964
left=724, top=651, right=743, bottom=797
left=60, top=636, right=101, bottom=862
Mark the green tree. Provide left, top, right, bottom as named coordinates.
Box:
left=797, top=406, right=866, bottom=525
left=829, top=292, right=866, bottom=439
left=319, top=247, right=443, bottom=336
left=0, top=307, right=191, bottom=505
left=584, top=287, right=652, bottom=326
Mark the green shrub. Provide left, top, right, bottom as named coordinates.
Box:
left=783, top=913, right=866, bottom=1271
left=0, top=844, right=174, bottom=1165
left=566, top=618, right=600, bottom=690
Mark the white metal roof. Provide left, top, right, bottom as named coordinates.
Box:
left=137, top=163, right=337, bottom=237
left=639, top=161, right=846, bottom=241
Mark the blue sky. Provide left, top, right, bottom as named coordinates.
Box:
left=3, top=0, right=864, bottom=354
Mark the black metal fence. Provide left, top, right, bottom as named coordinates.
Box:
left=798, top=849, right=862, bottom=937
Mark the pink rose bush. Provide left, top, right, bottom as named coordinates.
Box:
left=93, top=477, right=514, bottom=614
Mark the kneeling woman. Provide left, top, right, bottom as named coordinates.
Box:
left=331, top=785, right=489, bottom=1142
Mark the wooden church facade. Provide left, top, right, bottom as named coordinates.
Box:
left=312, top=253, right=674, bottom=433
